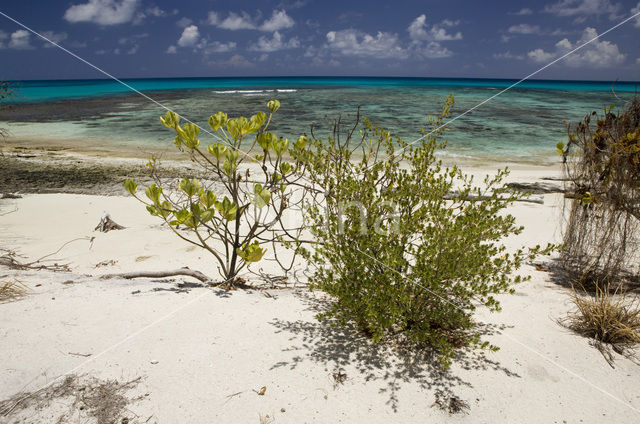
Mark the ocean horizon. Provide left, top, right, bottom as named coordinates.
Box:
left=2, top=76, right=639, bottom=164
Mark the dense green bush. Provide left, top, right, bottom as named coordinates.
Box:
left=299, top=95, right=552, bottom=366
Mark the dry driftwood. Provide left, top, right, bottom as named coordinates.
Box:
left=102, top=267, right=212, bottom=283
left=94, top=212, right=125, bottom=233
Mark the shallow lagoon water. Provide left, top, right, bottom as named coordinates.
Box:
left=2, top=77, right=638, bottom=164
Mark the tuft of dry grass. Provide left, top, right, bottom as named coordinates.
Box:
left=561, top=284, right=640, bottom=365
left=0, top=279, right=28, bottom=302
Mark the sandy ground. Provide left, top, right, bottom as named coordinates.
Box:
left=1, top=159, right=640, bottom=423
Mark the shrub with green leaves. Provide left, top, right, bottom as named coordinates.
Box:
left=124, top=100, right=308, bottom=285
left=298, top=94, right=553, bottom=366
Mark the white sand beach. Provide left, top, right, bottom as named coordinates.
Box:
left=1, top=156, right=639, bottom=423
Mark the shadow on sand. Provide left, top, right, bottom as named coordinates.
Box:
left=269, top=291, right=519, bottom=412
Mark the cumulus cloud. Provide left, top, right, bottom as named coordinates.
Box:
left=133, top=5, right=178, bottom=24
left=221, top=54, right=252, bottom=67
left=177, top=25, right=200, bottom=47
left=408, top=14, right=462, bottom=41
left=326, top=29, right=408, bottom=59
left=217, top=11, right=257, bottom=30
left=418, top=41, right=453, bottom=58
left=170, top=24, right=236, bottom=54
left=511, top=8, right=533, bottom=15
left=260, top=10, right=295, bottom=31
left=249, top=31, right=299, bottom=52
left=203, top=41, right=237, bottom=54
left=493, top=51, right=525, bottom=60
left=207, top=9, right=295, bottom=32
left=41, top=31, right=68, bottom=48
left=176, top=17, right=193, bottom=28
left=527, top=27, right=625, bottom=67
left=632, top=2, right=640, bottom=27
left=8, top=30, right=34, bottom=50
left=64, top=0, right=140, bottom=25
left=544, top=0, right=622, bottom=20
left=508, top=24, right=542, bottom=34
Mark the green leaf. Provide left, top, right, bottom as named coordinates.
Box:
left=160, top=110, right=180, bottom=129
left=199, top=189, right=217, bottom=208
left=294, top=135, right=308, bottom=151
left=208, top=112, right=228, bottom=131
left=280, top=162, right=293, bottom=175
left=145, top=184, right=162, bottom=204
left=267, top=99, right=280, bottom=114
left=179, top=178, right=201, bottom=197
left=226, top=118, right=241, bottom=140
left=207, top=143, right=227, bottom=160
left=236, top=240, right=266, bottom=263
left=123, top=179, right=137, bottom=195
left=253, top=184, right=271, bottom=208
left=215, top=196, right=237, bottom=221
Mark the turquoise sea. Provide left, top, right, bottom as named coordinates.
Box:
left=2, top=77, right=639, bottom=164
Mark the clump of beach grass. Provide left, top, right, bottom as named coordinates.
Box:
left=561, top=284, right=640, bottom=365
left=0, top=279, right=28, bottom=302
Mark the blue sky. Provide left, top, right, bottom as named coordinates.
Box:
left=0, top=0, right=639, bottom=81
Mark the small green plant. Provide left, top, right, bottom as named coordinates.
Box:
left=125, top=100, right=307, bottom=285
left=298, top=95, right=554, bottom=366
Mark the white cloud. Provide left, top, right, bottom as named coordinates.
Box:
left=249, top=31, right=299, bottom=52
left=132, top=5, right=178, bottom=24
left=203, top=41, right=237, bottom=54
left=41, top=31, right=68, bottom=48
left=511, top=8, right=533, bottom=15
left=207, top=12, right=219, bottom=25
left=544, top=0, right=622, bottom=20
left=326, top=29, right=408, bottom=59
left=508, top=23, right=541, bottom=34
left=260, top=9, right=295, bottom=31
left=632, top=2, right=640, bottom=27
left=177, top=25, right=200, bottom=47
left=418, top=41, right=453, bottom=58
left=408, top=14, right=462, bottom=41
left=0, top=30, right=7, bottom=49
left=527, top=27, right=625, bottom=67
left=177, top=17, right=193, bottom=28
left=64, top=0, right=140, bottom=25
left=493, top=51, right=525, bottom=60
left=170, top=25, right=237, bottom=54
left=207, top=9, right=295, bottom=32
left=8, top=30, right=34, bottom=50
left=406, top=15, right=459, bottom=58
left=221, top=54, right=252, bottom=67
left=218, top=11, right=257, bottom=30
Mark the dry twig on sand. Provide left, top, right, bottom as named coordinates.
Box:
left=0, top=374, right=143, bottom=423
left=94, top=212, right=125, bottom=232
